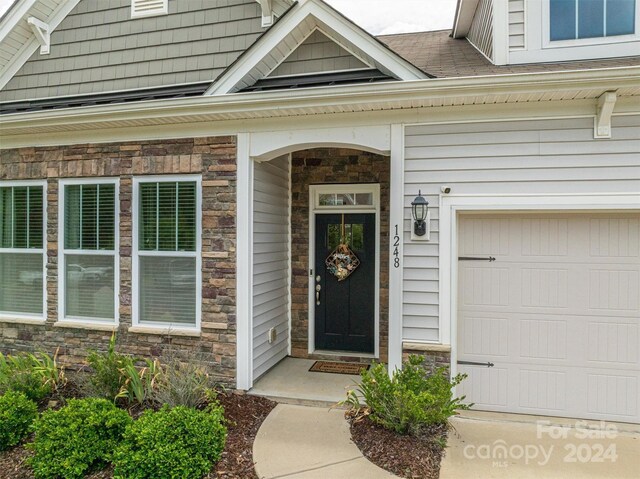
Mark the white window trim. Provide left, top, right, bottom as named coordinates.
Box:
left=510, top=0, right=640, bottom=63
left=57, top=178, right=119, bottom=327
left=131, top=0, right=168, bottom=19
left=308, top=183, right=381, bottom=359
left=542, top=0, right=640, bottom=48
left=438, top=193, right=640, bottom=382
left=132, top=175, right=202, bottom=333
left=0, top=180, right=47, bottom=323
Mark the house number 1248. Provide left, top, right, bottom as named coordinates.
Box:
left=393, top=225, right=400, bottom=268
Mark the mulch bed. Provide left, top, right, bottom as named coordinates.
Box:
left=0, top=392, right=276, bottom=479
left=350, top=415, right=448, bottom=479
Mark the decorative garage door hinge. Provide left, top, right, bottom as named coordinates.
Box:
left=458, top=256, right=496, bottom=262
left=457, top=360, right=495, bottom=368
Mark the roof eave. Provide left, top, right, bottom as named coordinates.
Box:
left=452, top=0, right=480, bottom=39
left=1, top=66, right=638, bottom=140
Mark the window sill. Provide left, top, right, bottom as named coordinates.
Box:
left=402, top=341, right=452, bottom=353
left=0, top=316, right=46, bottom=325
left=128, top=326, right=201, bottom=337
left=54, top=320, right=118, bottom=332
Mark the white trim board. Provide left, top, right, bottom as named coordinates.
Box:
left=438, top=193, right=640, bottom=380
left=307, top=184, right=381, bottom=359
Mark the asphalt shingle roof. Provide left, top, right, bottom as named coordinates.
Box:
left=378, top=30, right=640, bottom=78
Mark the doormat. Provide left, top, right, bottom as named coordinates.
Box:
left=309, top=361, right=370, bottom=375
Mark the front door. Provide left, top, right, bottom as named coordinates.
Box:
left=314, top=213, right=375, bottom=354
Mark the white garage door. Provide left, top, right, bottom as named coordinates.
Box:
left=457, top=213, right=640, bottom=423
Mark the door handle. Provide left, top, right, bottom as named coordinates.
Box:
left=315, top=284, right=321, bottom=305
left=457, top=360, right=494, bottom=368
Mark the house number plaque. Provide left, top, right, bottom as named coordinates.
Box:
left=393, top=225, right=400, bottom=268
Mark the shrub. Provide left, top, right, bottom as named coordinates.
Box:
left=28, top=398, right=132, bottom=479
left=0, top=350, right=65, bottom=402
left=152, top=358, right=214, bottom=408
left=113, top=404, right=227, bottom=479
left=0, top=391, right=38, bottom=450
left=342, top=355, right=471, bottom=436
left=85, top=334, right=131, bottom=401
left=85, top=334, right=159, bottom=406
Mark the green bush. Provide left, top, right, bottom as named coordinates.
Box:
left=342, top=355, right=471, bottom=435
left=0, top=391, right=38, bottom=450
left=113, top=404, right=227, bottom=479
left=85, top=334, right=159, bottom=406
left=152, top=358, right=214, bottom=408
left=0, top=350, right=65, bottom=402
left=28, top=398, right=132, bottom=479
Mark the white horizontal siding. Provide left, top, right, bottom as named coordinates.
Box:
left=252, top=155, right=290, bottom=380
left=467, top=0, right=493, bottom=60
left=509, top=0, right=525, bottom=50
left=402, top=115, right=640, bottom=343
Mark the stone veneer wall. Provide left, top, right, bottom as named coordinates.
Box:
left=402, top=346, right=452, bottom=372
left=290, top=148, right=390, bottom=362
left=0, top=137, right=238, bottom=383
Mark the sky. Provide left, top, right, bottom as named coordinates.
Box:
left=0, top=0, right=457, bottom=34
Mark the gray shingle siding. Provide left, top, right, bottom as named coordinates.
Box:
left=0, top=0, right=265, bottom=102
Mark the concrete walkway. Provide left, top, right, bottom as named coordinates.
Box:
left=253, top=404, right=396, bottom=479
left=440, top=414, right=640, bottom=479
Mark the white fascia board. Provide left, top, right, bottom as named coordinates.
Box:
left=2, top=66, right=639, bottom=136
left=0, top=0, right=38, bottom=43
left=0, top=0, right=81, bottom=90
left=207, top=0, right=426, bottom=95
left=452, top=0, right=480, bottom=38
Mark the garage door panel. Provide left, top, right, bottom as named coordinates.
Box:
left=518, top=369, right=567, bottom=412
left=457, top=213, right=640, bottom=423
left=587, top=373, right=638, bottom=419
left=458, top=366, right=508, bottom=408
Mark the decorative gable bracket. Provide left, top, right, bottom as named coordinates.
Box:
left=27, top=16, right=50, bottom=55
left=258, top=0, right=274, bottom=27
left=594, top=91, right=617, bottom=139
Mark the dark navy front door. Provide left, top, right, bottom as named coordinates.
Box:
left=314, top=213, right=375, bottom=354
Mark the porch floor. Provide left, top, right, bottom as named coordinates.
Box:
left=248, top=357, right=361, bottom=406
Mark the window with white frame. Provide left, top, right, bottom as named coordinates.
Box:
left=134, top=178, right=200, bottom=329
left=60, top=180, right=117, bottom=323
left=550, top=0, right=636, bottom=41
left=0, top=183, right=45, bottom=319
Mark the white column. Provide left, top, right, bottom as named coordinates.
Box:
left=388, top=124, right=404, bottom=375
left=236, top=133, right=253, bottom=390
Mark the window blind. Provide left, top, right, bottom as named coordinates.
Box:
left=62, top=183, right=116, bottom=322
left=137, top=180, right=198, bottom=326
left=64, top=184, right=115, bottom=250
left=0, top=186, right=43, bottom=249
left=0, top=185, right=44, bottom=317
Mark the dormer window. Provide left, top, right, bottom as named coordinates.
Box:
left=131, top=0, right=168, bottom=19
left=550, top=0, right=636, bottom=41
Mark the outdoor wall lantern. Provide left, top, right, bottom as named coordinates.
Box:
left=411, top=190, right=430, bottom=241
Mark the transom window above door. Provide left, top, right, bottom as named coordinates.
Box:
left=313, top=185, right=378, bottom=211
left=550, top=0, right=636, bottom=41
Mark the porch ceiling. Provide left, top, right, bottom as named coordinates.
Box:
left=0, top=66, right=639, bottom=142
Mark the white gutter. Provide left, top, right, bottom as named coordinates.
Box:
left=1, top=66, right=639, bottom=132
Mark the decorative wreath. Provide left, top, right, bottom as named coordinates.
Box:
left=325, top=215, right=360, bottom=281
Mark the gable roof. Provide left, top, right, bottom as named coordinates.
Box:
left=0, top=0, right=81, bottom=94
left=379, top=30, right=640, bottom=78
left=205, top=0, right=429, bottom=95
left=0, top=0, right=274, bottom=103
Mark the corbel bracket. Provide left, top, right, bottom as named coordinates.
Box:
left=258, top=0, right=273, bottom=27
left=27, top=16, right=51, bottom=55
left=594, top=91, right=617, bottom=139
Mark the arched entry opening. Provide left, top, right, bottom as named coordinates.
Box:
left=236, top=127, right=404, bottom=392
